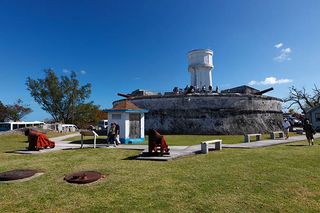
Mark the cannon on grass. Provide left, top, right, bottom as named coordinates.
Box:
left=25, top=129, right=55, bottom=151
left=148, top=129, right=170, bottom=155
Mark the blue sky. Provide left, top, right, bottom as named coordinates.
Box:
left=0, top=0, right=319, bottom=120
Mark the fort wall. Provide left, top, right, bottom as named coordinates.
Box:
left=114, top=94, right=283, bottom=135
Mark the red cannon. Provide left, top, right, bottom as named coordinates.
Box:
left=25, top=129, right=55, bottom=151
left=148, top=129, right=170, bottom=155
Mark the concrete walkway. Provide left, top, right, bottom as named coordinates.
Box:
left=125, top=133, right=320, bottom=160
left=222, top=133, right=320, bottom=149
left=14, top=133, right=320, bottom=160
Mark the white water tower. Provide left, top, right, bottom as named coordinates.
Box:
left=188, top=49, right=213, bottom=89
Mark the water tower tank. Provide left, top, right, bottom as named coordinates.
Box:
left=188, top=49, right=214, bottom=89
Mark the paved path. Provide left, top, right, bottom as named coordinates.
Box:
left=14, top=133, right=320, bottom=160
left=50, top=133, right=81, bottom=142
left=124, top=133, right=320, bottom=161
left=222, top=133, right=320, bottom=149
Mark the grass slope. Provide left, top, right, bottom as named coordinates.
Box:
left=0, top=133, right=319, bottom=212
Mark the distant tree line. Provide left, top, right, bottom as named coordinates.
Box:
left=26, top=69, right=107, bottom=128
left=0, top=99, right=32, bottom=122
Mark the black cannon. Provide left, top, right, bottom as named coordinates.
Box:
left=254, top=87, right=274, bottom=95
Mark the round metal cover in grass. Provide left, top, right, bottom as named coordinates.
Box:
left=64, top=171, right=102, bottom=184
left=0, top=169, right=39, bottom=181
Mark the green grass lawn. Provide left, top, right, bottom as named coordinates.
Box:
left=1, top=132, right=319, bottom=212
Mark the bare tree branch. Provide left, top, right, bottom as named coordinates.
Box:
left=285, top=85, right=320, bottom=114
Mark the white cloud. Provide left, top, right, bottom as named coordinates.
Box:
left=282, top=48, right=291, bottom=54
left=274, top=43, right=283, bottom=49
left=248, top=80, right=258, bottom=85
left=274, top=47, right=292, bottom=62
left=80, top=70, right=86, bottom=75
left=248, top=76, right=293, bottom=86
left=134, top=77, right=141, bottom=80
left=62, top=68, right=70, bottom=74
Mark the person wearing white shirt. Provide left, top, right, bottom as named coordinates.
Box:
left=282, top=118, right=291, bottom=139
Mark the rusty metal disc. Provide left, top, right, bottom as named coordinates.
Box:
left=0, top=169, right=38, bottom=181
left=64, top=171, right=102, bottom=184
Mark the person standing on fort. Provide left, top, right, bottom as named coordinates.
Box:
left=282, top=118, right=291, bottom=139
left=303, top=119, right=316, bottom=146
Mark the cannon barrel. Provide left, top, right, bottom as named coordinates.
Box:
left=254, top=87, right=274, bottom=95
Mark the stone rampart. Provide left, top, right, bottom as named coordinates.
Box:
left=114, top=94, right=283, bottom=135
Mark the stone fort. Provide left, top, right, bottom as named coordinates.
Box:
left=114, top=49, right=283, bottom=135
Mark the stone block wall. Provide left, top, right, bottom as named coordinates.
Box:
left=114, top=94, right=283, bottom=135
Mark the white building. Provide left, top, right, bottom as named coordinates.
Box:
left=188, top=49, right=214, bottom=89
left=56, top=124, right=78, bottom=132
left=106, top=100, right=148, bottom=144
left=0, top=121, right=44, bottom=131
